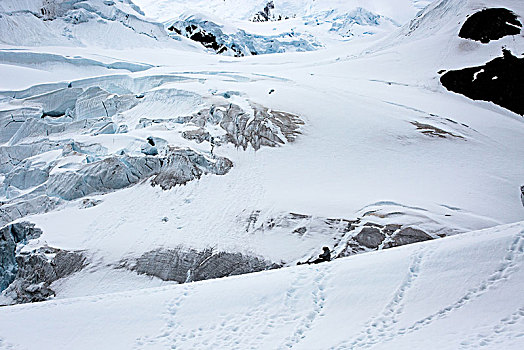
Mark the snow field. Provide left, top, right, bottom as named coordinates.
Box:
left=0, top=222, right=523, bottom=349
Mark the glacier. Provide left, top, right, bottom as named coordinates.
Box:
left=0, top=0, right=523, bottom=348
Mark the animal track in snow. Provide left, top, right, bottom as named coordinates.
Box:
left=333, top=248, right=428, bottom=349
left=149, top=268, right=314, bottom=349
left=335, top=230, right=524, bottom=349
left=459, top=306, right=524, bottom=349
left=279, top=264, right=332, bottom=349
left=134, top=283, right=193, bottom=349
left=394, top=230, right=524, bottom=338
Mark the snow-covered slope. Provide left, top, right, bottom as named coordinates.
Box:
left=137, top=0, right=433, bottom=56
left=0, top=0, right=195, bottom=49
left=0, top=1, right=523, bottom=344
left=0, top=222, right=523, bottom=349
left=133, top=0, right=431, bottom=24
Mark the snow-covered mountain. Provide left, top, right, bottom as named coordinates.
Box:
left=0, top=0, right=523, bottom=347
left=0, top=0, right=186, bottom=48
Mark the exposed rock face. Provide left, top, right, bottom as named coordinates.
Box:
left=1, top=247, right=86, bottom=305
left=173, top=23, right=231, bottom=54
left=387, top=227, right=433, bottom=247
left=126, top=247, right=278, bottom=284
left=252, top=1, right=278, bottom=22
left=440, top=49, right=524, bottom=116
left=245, top=211, right=436, bottom=260
left=0, top=222, right=43, bottom=291
left=459, top=8, right=522, bottom=44
left=151, top=147, right=232, bottom=190
left=168, top=22, right=238, bottom=55
left=354, top=227, right=385, bottom=249
left=182, top=103, right=303, bottom=151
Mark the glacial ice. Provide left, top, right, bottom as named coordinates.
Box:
left=46, top=155, right=162, bottom=201
left=0, top=74, right=305, bottom=273
left=0, top=50, right=153, bottom=73
left=304, top=7, right=399, bottom=38
left=1, top=246, right=85, bottom=305
left=0, top=0, right=180, bottom=48
left=151, top=147, right=232, bottom=190
left=181, top=102, right=304, bottom=150
left=0, top=222, right=43, bottom=292
left=167, top=17, right=321, bottom=56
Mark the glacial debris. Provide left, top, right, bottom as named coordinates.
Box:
left=124, top=247, right=279, bottom=284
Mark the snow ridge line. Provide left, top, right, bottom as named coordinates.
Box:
left=336, top=229, right=524, bottom=349
left=460, top=306, right=524, bottom=349
left=332, top=230, right=524, bottom=350
left=279, top=264, right=331, bottom=349
left=332, top=248, right=429, bottom=349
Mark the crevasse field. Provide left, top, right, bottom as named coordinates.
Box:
left=0, top=0, right=523, bottom=349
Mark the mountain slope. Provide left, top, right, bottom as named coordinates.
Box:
left=0, top=0, right=522, bottom=316
left=0, top=221, right=523, bottom=349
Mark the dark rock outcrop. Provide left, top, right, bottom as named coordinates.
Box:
left=168, top=23, right=233, bottom=55
left=459, top=8, right=522, bottom=44
left=410, top=121, right=464, bottom=139
left=440, top=49, right=524, bottom=116
left=387, top=227, right=433, bottom=247
left=126, top=247, right=278, bottom=283
left=252, top=1, right=276, bottom=22
left=354, top=227, right=386, bottom=249
left=80, top=198, right=102, bottom=209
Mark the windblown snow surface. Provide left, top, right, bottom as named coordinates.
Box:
left=1, top=223, right=524, bottom=349
left=0, top=0, right=523, bottom=348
